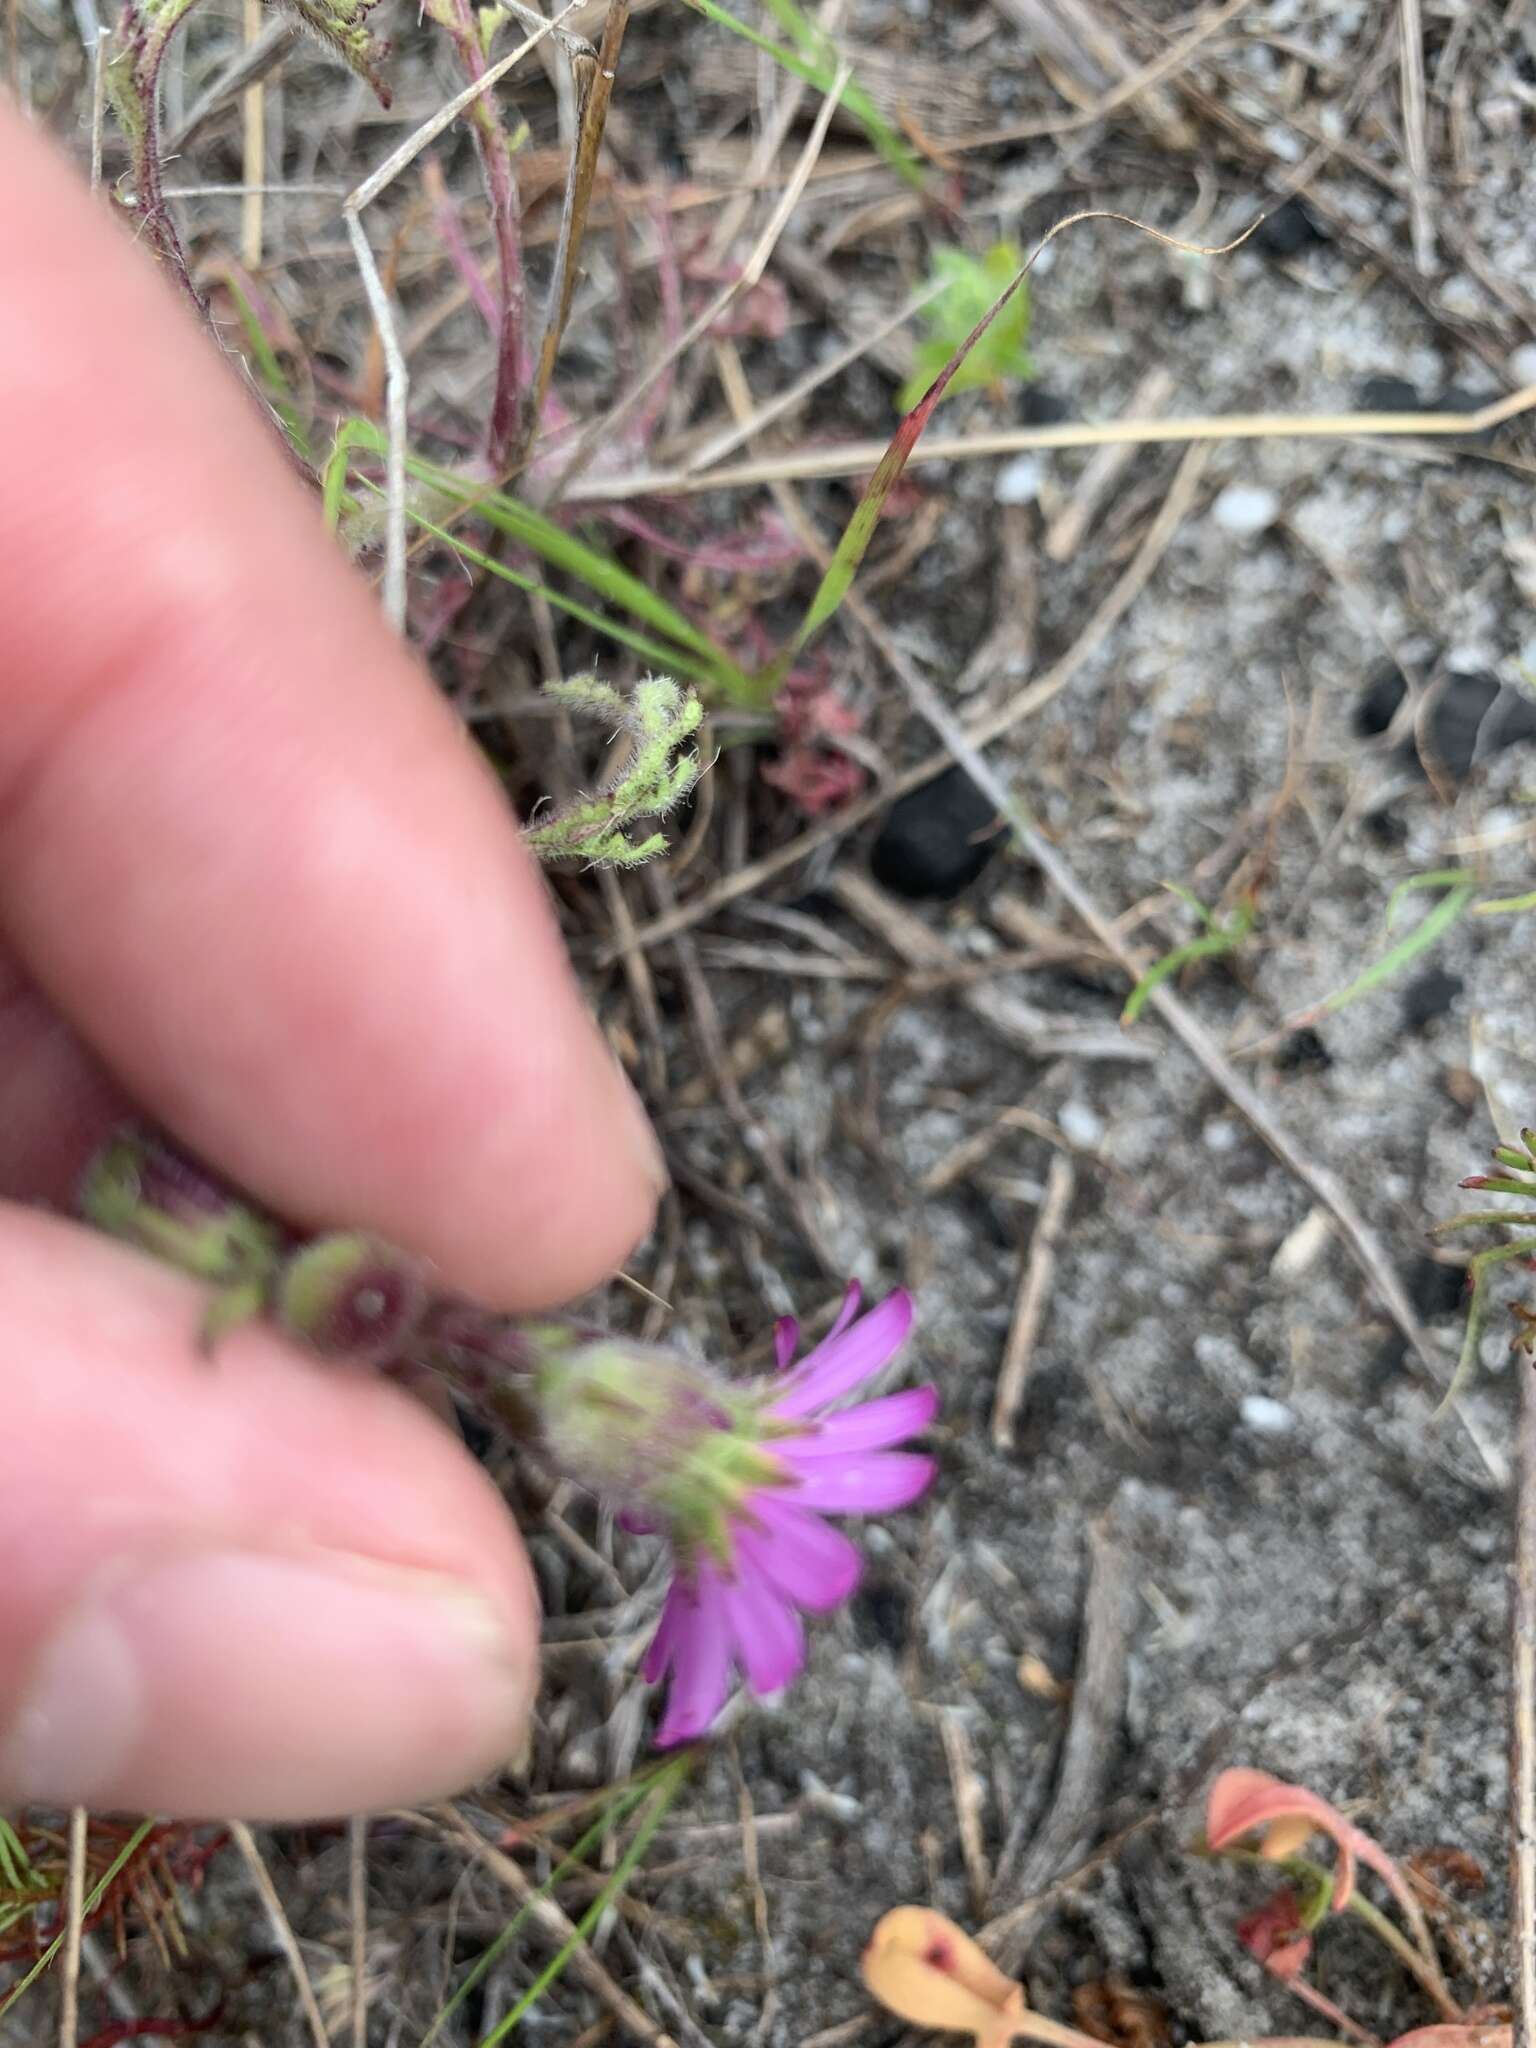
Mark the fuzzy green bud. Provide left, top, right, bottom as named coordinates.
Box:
left=531, top=1332, right=786, bottom=1561
left=275, top=1232, right=427, bottom=1360
left=80, top=1127, right=282, bottom=1289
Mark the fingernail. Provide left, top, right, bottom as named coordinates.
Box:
left=1, top=1549, right=536, bottom=1819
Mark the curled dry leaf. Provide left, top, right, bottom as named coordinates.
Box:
left=862, top=1907, right=1026, bottom=2048
left=1205, top=1767, right=1409, bottom=1912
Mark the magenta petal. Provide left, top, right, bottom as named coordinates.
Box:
left=773, top=1316, right=800, bottom=1372
left=642, top=1578, right=688, bottom=1683
left=721, top=1565, right=806, bottom=1696
left=785, top=1384, right=939, bottom=1458
left=769, top=1290, right=914, bottom=1420
left=736, top=1494, right=862, bottom=1611
left=827, top=1280, right=863, bottom=1340
left=783, top=1451, right=937, bottom=1515
left=653, top=1566, right=733, bottom=1746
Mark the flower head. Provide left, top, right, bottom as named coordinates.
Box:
left=636, top=1285, right=935, bottom=1745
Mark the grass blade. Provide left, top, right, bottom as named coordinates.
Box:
left=0, top=1816, right=156, bottom=2022
left=1303, top=875, right=1478, bottom=1022
left=681, top=0, right=921, bottom=188
left=399, top=502, right=732, bottom=689
left=422, top=1769, right=667, bottom=2047
left=753, top=241, right=1036, bottom=697
left=475, top=1756, right=690, bottom=2048
left=328, top=420, right=753, bottom=699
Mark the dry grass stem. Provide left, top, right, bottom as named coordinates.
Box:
left=1513, top=1361, right=1536, bottom=2048
left=991, top=1152, right=1078, bottom=1452
left=1397, top=0, right=1434, bottom=275
left=991, top=1528, right=1132, bottom=1943
left=572, top=386, right=1536, bottom=502
left=543, top=55, right=852, bottom=503
left=229, top=1820, right=330, bottom=2048
left=424, top=1805, right=683, bottom=2048
left=57, top=1806, right=87, bottom=2048
left=240, top=0, right=264, bottom=269
left=348, top=1813, right=368, bottom=2048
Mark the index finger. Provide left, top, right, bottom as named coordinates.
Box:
left=0, top=110, right=662, bottom=1308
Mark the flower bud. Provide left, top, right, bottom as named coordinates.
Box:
left=80, top=1127, right=281, bottom=1288
left=275, top=1233, right=427, bottom=1360
left=530, top=1332, right=784, bottom=1557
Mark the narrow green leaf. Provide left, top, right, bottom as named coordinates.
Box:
left=1385, top=867, right=1475, bottom=930
left=1308, top=880, right=1478, bottom=1021
left=400, top=504, right=730, bottom=688
left=757, top=241, right=1037, bottom=696
left=422, top=1772, right=666, bottom=2047
left=222, top=275, right=313, bottom=465
left=1475, top=885, right=1536, bottom=916
left=403, top=456, right=751, bottom=697
left=475, top=1757, right=690, bottom=2048
left=1121, top=931, right=1239, bottom=1026
left=681, top=0, right=922, bottom=189
left=0, top=1818, right=156, bottom=2022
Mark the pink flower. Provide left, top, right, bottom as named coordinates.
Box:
left=643, top=1286, right=936, bottom=1746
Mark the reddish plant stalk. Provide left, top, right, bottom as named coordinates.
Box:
left=432, top=0, right=526, bottom=465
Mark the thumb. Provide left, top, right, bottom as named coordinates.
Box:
left=0, top=1209, right=540, bottom=1821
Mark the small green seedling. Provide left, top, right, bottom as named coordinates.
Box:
left=1432, top=1126, right=1536, bottom=1412
left=1121, top=884, right=1256, bottom=1027
left=898, top=244, right=1034, bottom=412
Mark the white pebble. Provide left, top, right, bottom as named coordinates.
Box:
left=1057, top=1100, right=1104, bottom=1148
left=1212, top=482, right=1280, bottom=538
left=994, top=453, right=1045, bottom=505
left=1240, top=1394, right=1296, bottom=1436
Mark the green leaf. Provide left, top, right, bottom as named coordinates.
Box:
left=756, top=239, right=1037, bottom=697
left=326, top=419, right=753, bottom=700
left=897, top=243, right=1033, bottom=411
left=1307, top=874, right=1478, bottom=1021
left=221, top=275, right=313, bottom=466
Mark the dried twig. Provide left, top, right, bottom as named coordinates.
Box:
left=89, top=28, right=109, bottom=191
left=526, top=0, right=632, bottom=441
left=933, top=1707, right=992, bottom=1918
left=542, top=56, right=852, bottom=504
left=57, top=1807, right=88, bottom=2048
left=1043, top=367, right=1173, bottom=563
left=1397, top=0, right=1434, bottom=276
left=229, top=1820, right=330, bottom=2048
left=1513, top=1361, right=1536, bottom=2048
left=991, top=1152, right=1077, bottom=1452
left=990, top=1525, right=1132, bottom=1950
